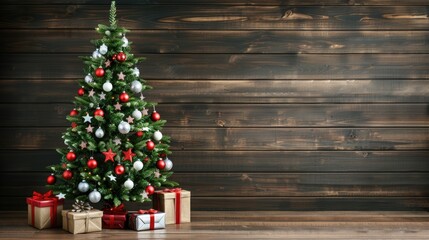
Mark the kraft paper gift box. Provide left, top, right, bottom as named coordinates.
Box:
left=128, top=209, right=165, bottom=231
left=62, top=209, right=103, bottom=234
left=153, top=188, right=191, bottom=224
left=27, top=190, right=64, bottom=229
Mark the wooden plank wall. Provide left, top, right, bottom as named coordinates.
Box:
left=0, top=0, right=428, bottom=211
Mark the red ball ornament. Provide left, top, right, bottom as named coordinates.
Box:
left=156, top=159, right=166, bottom=170
left=151, top=111, right=161, bottom=122
left=159, top=153, right=167, bottom=159
left=71, top=122, right=77, bottom=128
left=115, top=164, right=125, bottom=175
left=95, top=67, right=105, bottom=77
left=62, top=169, right=73, bottom=180
left=112, top=54, right=117, bottom=61
left=94, top=108, right=104, bottom=117
left=116, top=52, right=127, bottom=62
left=87, top=157, right=97, bottom=169
left=146, top=140, right=155, bottom=151
left=66, top=151, right=76, bottom=162
left=144, top=157, right=149, bottom=163
left=136, top=131, right=144, bottom=137
left=78, top=87, right=85, bottom=96
left=145, top=185, right=155, bottom=195
left=70, top=109, right=78, bottom=116
left=119, top=92, right=129, bottom=103
left=46, top=174, right=56, bottom=185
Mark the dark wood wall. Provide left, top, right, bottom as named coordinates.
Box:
left=0, top=0, right=428, bottom=211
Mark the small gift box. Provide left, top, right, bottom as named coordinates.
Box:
left=128, top=209, right=165, bottom=231
left=153, top=188, right=191, bottom=224
left=62, top=206, right=103, bottom=234
left=102, top=203, right=127, bottom=229
left=27, top=190, right=64, bottom=229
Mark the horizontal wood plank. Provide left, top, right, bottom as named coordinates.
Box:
left=2, top=150, right=429, bottom=173
left=1, top=54, right=429, bottom=79
left=1, top=5, right=428, bottom=30
left=2, top=79, right=429, bottom=104
left=3, top=30, right=429, bottom=54
left=1, top=127, right=427, bottom=150
left=2, top=103, right=429, bottom=127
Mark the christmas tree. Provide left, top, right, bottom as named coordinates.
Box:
left=46, top=1, right=178, bottom=207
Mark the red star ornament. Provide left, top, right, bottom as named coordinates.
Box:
left=103, top=148, right=117, bottom=162
left=123, top=148, right=136, bottom=162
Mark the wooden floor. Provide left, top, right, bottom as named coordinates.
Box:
left=1, top=211, right=429, bottom=239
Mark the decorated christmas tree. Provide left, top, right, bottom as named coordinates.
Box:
left=46, top=1, right=178, bottom=207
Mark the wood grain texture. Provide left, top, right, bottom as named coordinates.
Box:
left=3, top=30, right=429, bottom=54
left=1, top=5, right=428, bottom=30
left=2, top=54, right=429, bottom=79
left=2, top=79, right=429, bottom=104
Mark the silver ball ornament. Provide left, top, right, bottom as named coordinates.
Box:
left=153, top=131, right=163, bottom=141
left=95, top=127, right=105, bottom=138
left=124, top=178, right=134, bottom=190
left=118, top=121, right=131, bottom=134
left=132, top=67, right=140, bottom=77
left=78, top=180, right=90, bottom=192
left=92, top=49, right=102, bottom=58
left=99, top=44, right=108, bottom=55
left=88, top=189, right=101, bottom=203
left=132, top=109, right=142, bottom=120
left=85, top=74, right=93, bottom=83
left=121, top=36, right=129, bottom=47
left=103, top=81, right=113, bottom=92
left=164, top=158, right=173, bottom=171
left=133, top=160, right=144, bottom=171
left=89, top=103, right=94, bottom=108
left=130, top=80, right=142, bottom=93
left=105, top=30, right=111, bottom=36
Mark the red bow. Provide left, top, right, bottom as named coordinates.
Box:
left=104, top=203, right=126, bottom=214
left=162, top=188, right=182, bottom=193
left=138, top=209, right=158, bottom=214
left=32, top=190, right=56, bottom=200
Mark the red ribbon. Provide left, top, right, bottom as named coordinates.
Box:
left=30, top=191, right=58, bottom=227
left=138, top=209, right=158, bottom=230
left=162, top=188, right=182, bottom=224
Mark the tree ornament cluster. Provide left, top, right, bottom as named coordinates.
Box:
left=47, top=1, right=178, bottom=207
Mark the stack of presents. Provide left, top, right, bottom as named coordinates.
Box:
left=27, top=188, right=190, bottom=234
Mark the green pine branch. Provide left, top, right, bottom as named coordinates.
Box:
left=110, top=1, right=117, bottom=28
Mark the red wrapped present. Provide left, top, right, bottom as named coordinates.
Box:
left=26, top=190, right=64, bottom=229
left=102, top=203, right=127, bottom=229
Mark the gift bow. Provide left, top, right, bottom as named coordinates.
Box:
left=162, top=188, right=182, bottom=193
left=138, top=209, right=158, bottom=214
left=72, top=200, right=93, bottom=213
left=32, top=190, right=56, bottom=200
left=104, top=203, right=126, bottom=214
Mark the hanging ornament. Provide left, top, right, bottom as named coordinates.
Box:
left=78, top=87, right=85, bottom=96
left=102, top=80, right=113, bottom=92
left=105, top=30, right=111, bottom=36
left=89, top=189, right=101, bottom=203
left=132, top=67, right=140, bottom=77
left=119, top=91, right=129, bottom=103
left=103, top=148, right=117, bottom=162
left=84, top=74, right=93, bottom=83
left=70, top=109, right=79, bottom=117
left=66, top=151, right=76, bottom=162
left=164, top=158, right=173, bottom=171
left=115, top=164, right=125, bottom=175
left=130, top=80, right=142, bottom=93
left=78, top=180, right=90, bottom=192
left=132, top=109, right=142, bottom=120
left=151, top=111, right=161, bottom=121
left=121, top=36, right=129, bottom=47
left=153, top=130, right=163, bottom=141
left=62, top=169, right=73, bottom=180
left=116, top=52, right=127, bottom=62
left=92, top=49, right=102, bottom=58
left=111, top=54, right=117, bottom=61
left=144, top=157, right=150, bottom=163
left=95, top=67, right=105, bottom=77
left=124, top=178, right=134, bottom=190
left=145, top=185, right=155, bottom=195
left=159, top=152, right=167, bottom=159
left=71, top=122, right=77, bottom=128
left=123, top=148, right=136, bottom=162
left=156, top=159, right=166, bottom=170
left=133, top=159, right=144, bottom=171
left=146, top=140, right=155, bottom=151
left=46, top=174, right=56, bottom=185
left=95, top=127, right=105, bottom=138
left=99, top=44, right=108, bottom=55
left=94, top=107, right=104, bottom=117
left=118, top=121, right=131, bottom=134
left=136, top=131, right=144, bottom=137
left=87, top=157, right=98, bottom=169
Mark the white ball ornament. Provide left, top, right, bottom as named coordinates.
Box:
left=164, top=158, right=173, bottom=171
left=99, top=44, right=108, bottom=55
left=102, top=80, right=113, bottom=92
left=153, top=131, right=163, bottom=141
left=89, top=189, right=102, bottom=203
left=132, top=109, right=142, bottom=120
left=105, top=30, right=111, bottom=36
left=132, top=67, right=140, bottom=77
left=78, top=180, right=90, bottom=192
left=95, top=127, right=105, bottom=138
left=121, top=36, right=129, bottom=47
left=92, top=49, right=102, bottom=58
left=124, top=178, right=134, bottom=190
left=85, top=74, right=93, bottom=83
left=118, top=121, right=131, bottom=134
left=133, top=159, right=144, bottom=171
left=130, top=80, right=142, bottom=93
left=89, top=103, right=94, bottom=108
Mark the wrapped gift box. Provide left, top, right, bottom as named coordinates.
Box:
left=62, top=210, right=103, bottom=234
left=153, top=188, right=191, bottom=224
left=102, top=204, right=127, bottom=229
left=27, top=191, right=64, bottom=229
left=128, top=209, right=165, bottom=231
